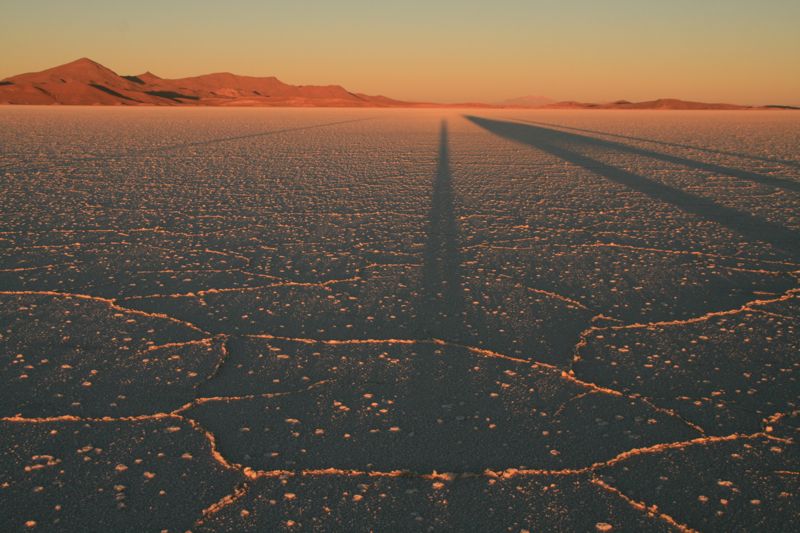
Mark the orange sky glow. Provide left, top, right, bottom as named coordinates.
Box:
left=2, top=0, right=799, bottom=105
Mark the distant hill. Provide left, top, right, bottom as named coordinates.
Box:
left=1, top=59, right=796, bottom=109
left=0, top=58, right=411, bottom=107
left=499, top=95, right=555, bottom=107
left=539, top=98, right=773, bottom=110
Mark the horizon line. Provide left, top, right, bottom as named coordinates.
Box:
left=2, top=57, right=798, bottom=109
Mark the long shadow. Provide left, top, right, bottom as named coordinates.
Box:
left=419, top=120, right=465, bottom=339
left=520, top=119, right=800, bottom=170
left=408, top=120, right=466, bottom=428
left=514, top=119, right=800, bottom=193
left=466, top=116, right=800, bottom=256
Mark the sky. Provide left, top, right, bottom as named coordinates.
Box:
left=2, top=0, right=799, bottom=104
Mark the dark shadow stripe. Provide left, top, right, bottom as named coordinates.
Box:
left=519, top=119, right=800, bottom=169
left=466, top=115, right=800, bottom=257
left=145, top=90, right=200, bottom=102
left=419, top=120, right=464, bottom=338
left=89, top=83, right=139, bottom=102
left=516, top=119, right=800, bottom=191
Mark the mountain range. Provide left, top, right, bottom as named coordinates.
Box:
left=0, top=58, right=410, bottom=107
left=0, top=58, right=794, bottom=109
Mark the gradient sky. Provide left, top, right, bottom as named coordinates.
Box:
left=2, top=0, right=799, bottom=104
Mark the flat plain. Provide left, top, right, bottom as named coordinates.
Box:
left=0, top=107, right=798, bottom=532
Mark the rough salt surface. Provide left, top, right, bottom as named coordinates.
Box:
left=1, top=108, right=798, bottom=532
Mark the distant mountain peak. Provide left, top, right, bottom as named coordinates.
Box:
left=6, top=57, right=126, bottom=89
left=0, top=58, right=412, bottom=107
left=50, top=57, right=117, bottom=75
left=68, top=57, right=103, bottom=67
left=498, top=95, right=555, bottom=107
left=132, top=71, right=163, bottom=85
left=542, top=98, right=756, bottom=110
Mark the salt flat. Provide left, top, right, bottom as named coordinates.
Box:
left=1, top=108, right=798, bottom=532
